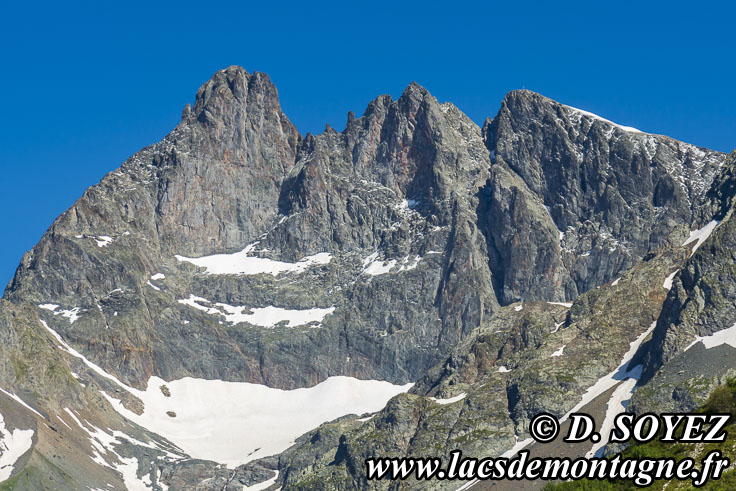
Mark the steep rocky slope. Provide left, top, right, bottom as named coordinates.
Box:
left=0, top=66, right=730, bottom=489
left=484, top=90, right=722, bottom=302
left=631, top=150, right=736, bottom=415
left=275, top=231, right=696, bottom=490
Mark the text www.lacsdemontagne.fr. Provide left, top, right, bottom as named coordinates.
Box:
left=365, top=449, right=730, bottom=487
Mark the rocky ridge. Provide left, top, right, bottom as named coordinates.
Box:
left=0, top=66, right=731, bottom=489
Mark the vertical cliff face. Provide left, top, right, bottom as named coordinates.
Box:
left=3, top=71, right=504, bottom=391
left=638, top=151, right=736, bottom=381
left=273, top=82, right=499, bottom=351
left=0, top=67, right=731, bottom=489
left=4, top=66, right=304, bottom=389
left=5, top=66, right=301, bottom=307
left=160, top=67, right=301, bottom=254
left=483, top=89, right=723, bottom=303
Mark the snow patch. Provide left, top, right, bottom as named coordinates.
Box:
left=38, top=304, right=83, bottom=323
left=551, top=321, right=565, bottom=334
left=41, top=320, right=132, bottom=392
left=361, top=252, right=423, bottom=276
left=497, top=366, right=511, bottom=373
left=178, top=295, right=335, bottom=328
left=586, top=378, right=637, bottom=458
left=472, top=321, right=658, bottom=475
left=397, top=255, right=422, bottom=272
left=565, top=105, right=642, bottom=133
left=395, top=199, right=418, bottom=211
left=94, top=236, right=114, bottom=248
left=362, top=252, right=396, bottom=276
left=550, top=345, right=566, bottom=357
left=146, top=281, right=161, bottom=292
left=150, top=273, right=165, bottom=281
left=547, top=301, right=573, bottom=308
left=682, top=220, right=719, bottom=257
left=460, top=323, right=656, bottom=491
left=175, top=243, right=332, bottom=276
left=429, top=393, right=467, bottom=405
left=58, top=308, right=83, bottom=323
left=67, top=410, right=152, bottom=490
left=0, top=388, right=44, bottom=419
left=244, top=471, right=279, bottom=491
left=514, top=304, right=523, bottom=312
left=685, top=322, right=736, bottom=352
left=611, top=277, right=621, bottom=287
left=0, top=412, right=34, bottom=482
left=56, top=414, right=73, bottom=431
left=561, top=321, right=656, bottom=422
left=501, top=435, right=535, bottom=458
left=663, top=270, right=679, bottom=290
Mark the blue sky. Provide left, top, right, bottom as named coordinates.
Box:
left=1, top=1, right=734, bottom=287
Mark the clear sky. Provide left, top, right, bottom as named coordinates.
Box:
left=1, top=0, right=734, bottom=288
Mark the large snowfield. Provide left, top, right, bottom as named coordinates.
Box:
left=104, top=376, right=413, bottom=466
left=42, top=316, right=412, bottom=467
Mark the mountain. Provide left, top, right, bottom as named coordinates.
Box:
left=0, top=65, right=732, bottom=490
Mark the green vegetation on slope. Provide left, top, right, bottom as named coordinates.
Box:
left=545, top=379, right=736, bottom=490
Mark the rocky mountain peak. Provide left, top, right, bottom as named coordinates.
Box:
left=396, top=80, right=431, bottom=108
left=190, top=67, right=275, bottom=121
left=481, top=85, right=725, bottom=302
left=0, top=66, right=734, bottom=490
left=498, top=87, right=550, bottom=111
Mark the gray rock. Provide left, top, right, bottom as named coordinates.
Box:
left=0, top=66, right=730, bottom=489
left=484, top=89, right=724, bottom=303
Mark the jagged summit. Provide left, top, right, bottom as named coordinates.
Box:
left=498, top=88, right=643, bottom=133
left=399, top=80, right=432, bottom=99
left=497, top=88, right=723, bottom=151
left=5, top=65, right=726, bottom=383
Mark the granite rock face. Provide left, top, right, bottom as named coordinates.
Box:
left=0, top=66, right=731, bottom=489
left=277, top=236, right=688, bottom=490
left=484, top=90, right=723, bottom=303
left=641, top=151, right=736, bottom=376
left=630, top=151, right=736, bottom=415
